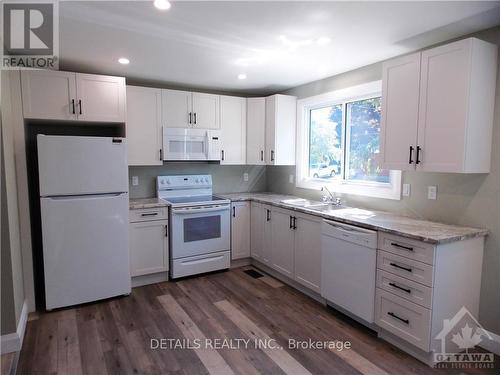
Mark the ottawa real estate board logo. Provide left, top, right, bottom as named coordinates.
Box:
left=2, top=1, right=59, bottom=69
left=433, top=306, right=495, bottom=369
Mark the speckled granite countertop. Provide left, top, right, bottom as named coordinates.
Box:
left=129, top=198, right=169, bottom=210
left=216, top=192, right=489, bottom=245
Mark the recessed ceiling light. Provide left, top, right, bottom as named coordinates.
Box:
left=118, top=57, right=130, bottom=65
left=154, top=0, right=171, bottom=11
left=316, top=37, right=331, bottom=45
left=237, top=73, right=247, bottom=80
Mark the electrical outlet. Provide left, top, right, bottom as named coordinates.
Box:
left=132, top=176, right=139, bottom=186
left=289, top=174, right=294, bottom=184
left=428, top=185, right=437, bottom=200
left=243, top=173, right=249, bottom=182
left=402, top=183, right=411, bottom=197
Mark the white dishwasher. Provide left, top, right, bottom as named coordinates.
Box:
left=321, top=219, right=377, bottom=323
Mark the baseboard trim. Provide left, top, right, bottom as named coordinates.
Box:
left=479, top=329, right=500, bottom=356
left=1, top=300, right=28, bottom=354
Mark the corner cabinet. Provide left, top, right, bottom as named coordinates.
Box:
left=246, top=98, right=266, bottom=165
left=265, top=94, right=297, bottom=165
left=380, top=38, right=497, bottom=173
left=126, top=86, right=163, bottom=166
left=21, top=70, right=126, bottom=122
left=231, top=202, right=250, bottom=260
left=220, top=96, right=247, bottom=164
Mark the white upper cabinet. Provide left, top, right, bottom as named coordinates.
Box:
left=246, top=97, right=266, bottom=165
left=126, top=86, right=162, bottom=166
left=417, top=38, right=497, bottom=173
left=192, top=92, right=220, bottom=129
left=161, top=89, right=192, bottom=128
left=380, top=38, right=497, bottom=173
left=265, top=94, right=297, bottom=165
left=21, top=70, right=77, bottom=121
left=21, top=70, right=126, bottom=123
left=220, top=95, right=246, bottom=164
left=161, top=90, right=220, bottom=129
left=76, top=73, right=126, bottom=123
left=380, top=53, right=421, bottom=171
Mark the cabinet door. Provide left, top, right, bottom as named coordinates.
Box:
left=417, top=39, right=471, bottom=172
left=76, top=73, right=126, bottom=123
left=271, top=208, right=294, bottom=277
left=129, top=220, right=169, bottom=277
left=220, top=96, right=247, bottom=164
left=126, top=86, right=162, bottom=165
left=21, top=70, right=77, bottom=120
left=192, top=92, right=220, bottom=129
left=246, top=98, right=266, bottom=165
left=250, top=202, right=263, bottom=261
left=265, top=95, right=296, bottom=165
left=261, top=205, right=273, bottom=265
left=162, top=89, right=192, bottom=128
left=380, top=53, right=420, bottom=170
left=265, top=95, right=276, bottom=164
left=294, top=214, right=321, bottom=293
left=231, top=202, right=250, bottom=260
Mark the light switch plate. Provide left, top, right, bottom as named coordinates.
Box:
left=243, top=173, right=249, bottom=182
left=132, top=176, right=139, bottom=186
left=428, top=185, right=437, bottom=200
left=289, top=174, right=294, bottom=184
left=402, top=183, right=411, bottom=197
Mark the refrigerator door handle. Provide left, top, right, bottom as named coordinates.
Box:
left=42, top=192, right=128, bottom=200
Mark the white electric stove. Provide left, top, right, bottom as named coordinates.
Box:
left=157, top=175, right=231, bottom=278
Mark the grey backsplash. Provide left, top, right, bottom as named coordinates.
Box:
left=128, top=163, right=267, bottom=198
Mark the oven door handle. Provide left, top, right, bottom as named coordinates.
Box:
left=172, top=205, right=230, bottom=214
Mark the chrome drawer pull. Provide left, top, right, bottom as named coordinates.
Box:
left=389, top=262, right=412, bottom=273
left=389, top=282, right=411, bottom=294
left=390, top=242, right=414, bottom=251
left=388, top=312, right=409, bottom=325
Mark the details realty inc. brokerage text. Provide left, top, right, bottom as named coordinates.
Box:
left=151, top=338, right=352, bottom=351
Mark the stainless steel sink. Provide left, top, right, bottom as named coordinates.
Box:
left=280, top=199, right=345, bottom=212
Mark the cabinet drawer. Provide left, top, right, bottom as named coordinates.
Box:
left=377, top=250, right=434, bottom=287
left=130, top=207, right=168, bottom=222
left=377, top=269, right=433, bottom=309
left=378, top=233, right=435, bottom=265
left=375, top=288, right=431, bottom=351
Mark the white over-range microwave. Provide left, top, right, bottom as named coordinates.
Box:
left=163, top=128, right=221, bottom=161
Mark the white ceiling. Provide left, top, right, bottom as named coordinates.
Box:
left=59, top=1, right=500, bottom=95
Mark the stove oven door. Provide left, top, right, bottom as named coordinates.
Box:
left=170, top=204, right=230, bottom=259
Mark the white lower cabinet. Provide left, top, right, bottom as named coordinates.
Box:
left=231, top=202, right=250, bottom=260
left=129, top=208, right=169, bottom=277
left=293, top=213, right=322, bottom=293
left=250, top=202, right=271, bottom=265
left=271, top=207, right=295, bottom=277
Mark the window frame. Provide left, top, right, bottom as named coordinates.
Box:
left=296, top=81, right=402, bottom=200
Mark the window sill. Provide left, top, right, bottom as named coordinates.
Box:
left=296, top=171, right=402, bottom=201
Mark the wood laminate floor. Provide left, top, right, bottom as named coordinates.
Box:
left=17, top=267, right=499, bottom=375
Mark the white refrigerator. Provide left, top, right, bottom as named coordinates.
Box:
left=38, top=135, right=131, bottom=310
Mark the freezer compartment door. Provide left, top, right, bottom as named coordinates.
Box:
left=37, top=135, right=128, bottom=196
left=41, top=193, right=131, bottom=309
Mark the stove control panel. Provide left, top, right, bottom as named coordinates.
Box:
left=157, top=175, right=212, bottom=190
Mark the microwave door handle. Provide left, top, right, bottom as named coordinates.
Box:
left=172, top=206, right=230, bottom=214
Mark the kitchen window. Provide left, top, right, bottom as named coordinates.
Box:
left=296, top=81, right=401, bottom=199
